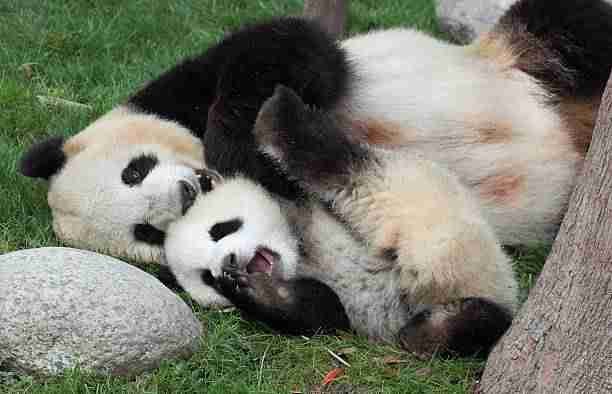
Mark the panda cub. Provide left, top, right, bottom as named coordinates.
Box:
left=165, top=85, right=518, bottom=357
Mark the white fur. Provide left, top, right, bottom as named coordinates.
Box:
left=164, top=178, right=299, bottom=307
left=341, top=28, right=581, bottom=245
left=48, top=106, right=205, bottom=263
left=43, top=25, right=585, bottom=265
left=322, top=148, right=518, bottom=312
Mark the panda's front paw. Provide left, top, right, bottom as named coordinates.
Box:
left=213, top=255, right=253, bottom=304
left=214, top=254, right=278, bottom=310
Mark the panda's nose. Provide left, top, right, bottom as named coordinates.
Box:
left=179, top=180, right=197, bottom=215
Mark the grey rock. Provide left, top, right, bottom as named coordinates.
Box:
left=0, top=247, right=202, bottom=376
left=436, top=0, right=516, bottom=44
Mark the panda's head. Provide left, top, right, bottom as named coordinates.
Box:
left=19, top=106, right=220, bottom=263
left=164, top=176, right=300, bottom=308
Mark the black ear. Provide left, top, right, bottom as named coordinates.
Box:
left=19, top=136, right=67, bottom=179
left=254, top=84, right=308, bottom=135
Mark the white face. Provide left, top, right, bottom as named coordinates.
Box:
left=164, top=177, right=299, bottom=308
left=46, top=108, right=209, bottom=263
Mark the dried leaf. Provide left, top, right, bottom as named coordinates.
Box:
left=382, top=355, right=408, bottom=365
left=321, top=367, right=344, bottom=386
left=36, top=95, right=92, bottom=111
left=415, top=367, right=432, bottom=377
left=20, top=63, right=38, bottom=80
left=326, top=348, right=351, bottom=367
left=336, top=347, right=357, bottom=356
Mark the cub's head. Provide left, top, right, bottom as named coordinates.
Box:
left=164, top=176, right=300, bottom=308
left=19, top=106, right=219, bottom=263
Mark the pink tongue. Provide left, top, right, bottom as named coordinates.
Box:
left=247, top=252, right=272, bottom=274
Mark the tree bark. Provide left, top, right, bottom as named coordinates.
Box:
left=303, top=0, right=347, bottom=39
left=477, top=77, right=612, bottom=393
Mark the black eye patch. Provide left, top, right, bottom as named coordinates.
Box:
left=200, top=269, right=215, bottom=286
left=122, top=154, right=159, bottom=186
left=209, top=218, right=243, bottom=242
left=133, top=223, right=166, bottom=245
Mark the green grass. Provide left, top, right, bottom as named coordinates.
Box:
left=0, top=0, right=547, bottom=392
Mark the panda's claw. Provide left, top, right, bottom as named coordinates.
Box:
left=216, top=268, right=256, bottom=305
left=221, top=253, right=239, bottom=274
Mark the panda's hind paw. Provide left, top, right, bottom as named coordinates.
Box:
left=398, top=298, right=513, bottom=358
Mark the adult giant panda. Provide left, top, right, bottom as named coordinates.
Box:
left=19, top=0, right=612, bottom=267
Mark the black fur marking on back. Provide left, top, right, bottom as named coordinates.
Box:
left=133, top=223, right=166, bottom=245
left=19, top=136, right=66, bottom=180
left=209, top=218, right=243, bottom=242
left=128, top=17, right=351, bottom=199
left=496, top=0, right=612, bottom=98
left=121, top=154, right=158, bottom=186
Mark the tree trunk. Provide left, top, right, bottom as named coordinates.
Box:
left=303, top=0, right=347, bottom=39
left=477, top=77, right=612, bottom=393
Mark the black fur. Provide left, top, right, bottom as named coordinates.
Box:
left=156, top=265, right=183, bottom=292
left=213, top=256, right=350, bottom=335
left=381, top=247, right=399, bottom=262
left=209, top=218, right=243, bottom=242
left=128, top=17, right=351, bottom=199
left=121, top=154, right=158, bottom=186
left=496, top=0, right=612, bottom=98
left=133, top=223, right=166, bottom=246
left=19, top=136, right=66, bottom=180
left=398, top=298, right=513, bottom=358
left=254, top=85, right=369, bottom=189
left=179, top=180, right=197, bottom=215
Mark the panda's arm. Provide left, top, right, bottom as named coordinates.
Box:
left=131, top=18, right=351, bottom=200
left=210, top=270, right=351, bottom=336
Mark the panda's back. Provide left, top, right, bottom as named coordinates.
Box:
left=341, top=28, right=582, bottom=245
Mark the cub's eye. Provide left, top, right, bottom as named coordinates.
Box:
left=122, top=168, right=142, bottom=185
left=196, top=168, right=222, bottom=193
left=199, top=174, right=213, bottom=193
left=122, top=154, right=159, bottom=186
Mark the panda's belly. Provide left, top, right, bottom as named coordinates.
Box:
left=340, top=29, right=582, bottom=244
left=296, top=205, right=408, bottom=342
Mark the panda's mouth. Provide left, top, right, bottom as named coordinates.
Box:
left=246, top=248, right=278, bottom=275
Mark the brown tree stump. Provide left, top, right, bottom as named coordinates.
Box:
left=303, top=0, right=347, bottom=39
left=477, top=76, right=612, bottom=393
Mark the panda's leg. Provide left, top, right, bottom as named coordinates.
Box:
left=209, top=256, right=351, bottom=336
left=398, top=297, right=513, bottom=358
